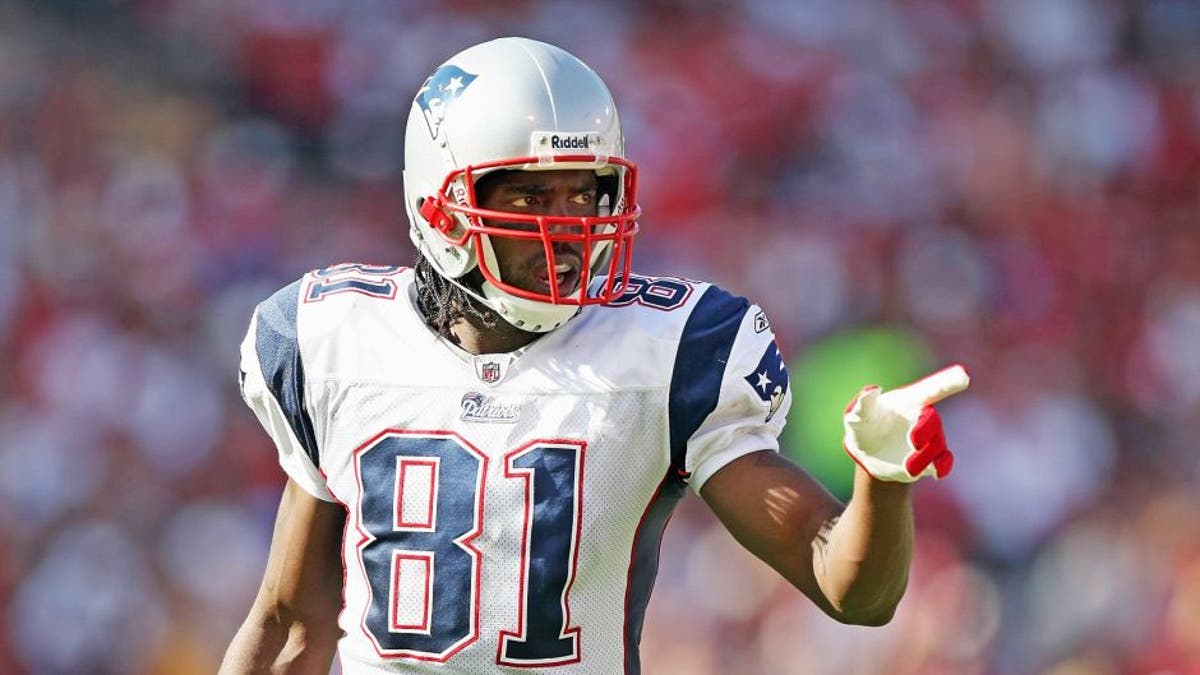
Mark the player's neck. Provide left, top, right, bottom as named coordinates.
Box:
left=447, top=314, right=541, bottom=355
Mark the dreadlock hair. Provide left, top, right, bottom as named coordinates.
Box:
left=414, top=253, right=500, bottom=340
left=414, top=169, right=520, bottom=340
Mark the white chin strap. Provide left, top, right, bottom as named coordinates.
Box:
left=480, top=281, right=581, bottom=332
left=438, top=275, right=579, bottom=333
left=475, top=233, right=583, bottom=331
left=439, top=233, right=580, bottom=333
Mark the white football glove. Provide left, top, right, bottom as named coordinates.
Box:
left=842, top=365, right=970, bottom=483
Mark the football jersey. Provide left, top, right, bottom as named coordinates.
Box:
left=238, top=264, right=792, bottom=674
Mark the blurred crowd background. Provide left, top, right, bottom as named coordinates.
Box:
left=1, top=0, right=1198, bottom=673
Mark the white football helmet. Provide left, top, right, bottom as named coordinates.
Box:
left=403, top=37, right=640, bottom=332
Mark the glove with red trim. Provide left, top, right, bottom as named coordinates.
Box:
left=842, top=365, right=970, bottom=483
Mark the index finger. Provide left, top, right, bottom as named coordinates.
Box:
left=892, top=364, right=970, bottom=408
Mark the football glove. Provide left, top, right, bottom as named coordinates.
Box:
left=842, top=365, right=970, bottom=483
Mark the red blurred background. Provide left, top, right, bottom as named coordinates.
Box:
left=1, top=1, right=1198, bottom=673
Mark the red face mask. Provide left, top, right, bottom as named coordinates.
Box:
left=418, top=155, right=640, bottom=305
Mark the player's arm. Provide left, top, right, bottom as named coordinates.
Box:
left=220, top=478, right=345, bottom=675
left=701, top=454, right=912, bottom=626
left=700, top=365, right=969, bottom=626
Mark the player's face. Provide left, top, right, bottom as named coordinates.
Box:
left=475, top=169, right=598, bottom=297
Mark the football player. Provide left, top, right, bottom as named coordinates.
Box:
left=220, top=37, right=968, bottom=674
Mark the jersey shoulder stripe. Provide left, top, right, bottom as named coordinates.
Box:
left=253, top=278, right=320, bottom=468
left=667, top=284, right=751, bottom=474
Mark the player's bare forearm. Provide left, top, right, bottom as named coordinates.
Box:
left=220, top=479, right=345, bottom=674
left=810, top=465, right=913, bottom=625
left=220, top=610, right=339, bottom=675
left=812, top=365, right=967, bottom=623
left=701, top=451, right=912, bottom=626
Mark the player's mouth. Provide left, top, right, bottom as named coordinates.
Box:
left=534, top=261, right=581, bottom=296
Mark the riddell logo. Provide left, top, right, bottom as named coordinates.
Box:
left=550, top=135, right=591, bottom=149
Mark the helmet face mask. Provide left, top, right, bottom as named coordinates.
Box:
left=403, top=38, right=641, bottom=333
left=419, top=155, right=640, bottom=305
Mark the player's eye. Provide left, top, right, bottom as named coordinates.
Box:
left=571, top=192, right=595, bottom=206
left=509, top=195, right=539, bottom=208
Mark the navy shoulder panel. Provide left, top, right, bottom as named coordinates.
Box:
left=667, top=285, right=750, bottom=475
left=254, top=279, right=320, bottom=468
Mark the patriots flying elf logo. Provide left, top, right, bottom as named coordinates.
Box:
left=415, top=64, right=478, bottom=139
left=744, top=341, right=789, bottom=422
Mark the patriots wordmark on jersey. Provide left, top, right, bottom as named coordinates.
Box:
left=239, top=263, right=791, bottom=674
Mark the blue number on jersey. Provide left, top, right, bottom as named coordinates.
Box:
left=498, top=441, right=584, bottom=667
left=609, top=275, right=693, bottom=310
left=355, top=431, right=584, bottom=664
left=305, top=264, right=406, bottom=302
left=356, top=431, right=486, bottom=660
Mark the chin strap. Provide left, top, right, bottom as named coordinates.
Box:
left=479, top=280, right=581, bottom=332
left=436, top=273, right=578, bottom=333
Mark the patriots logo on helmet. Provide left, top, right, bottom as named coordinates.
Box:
left=416, top=64, right=478, bottom=139
left=744, top=341, right=789, bottom=422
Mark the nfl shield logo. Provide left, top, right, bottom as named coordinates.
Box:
left=473, top=353, right=513, bottom=385
left=480, top=361, right=501, bottom=384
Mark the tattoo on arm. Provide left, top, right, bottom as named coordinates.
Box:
left=811, top=514, right=839, bottom=586
left=814, top=515, right=839, bottom=549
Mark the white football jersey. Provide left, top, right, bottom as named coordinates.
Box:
left=239, top=264, right=792, bottom=674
